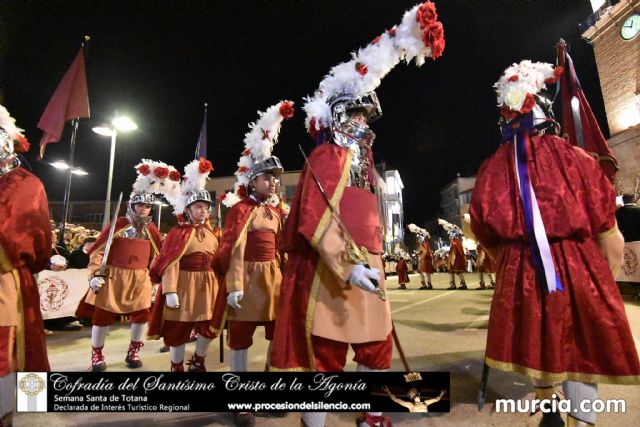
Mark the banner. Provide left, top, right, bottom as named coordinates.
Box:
left=20, top=372, right=450, bottom=413
left=37, top=269, right=89, bottom=320
left=617, top=241, right=640, bottom=283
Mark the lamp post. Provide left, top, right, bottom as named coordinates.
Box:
left=93, top=115, right=138, bottom=228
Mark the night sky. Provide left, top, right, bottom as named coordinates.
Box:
left=1, top=0, right=605, bottom=226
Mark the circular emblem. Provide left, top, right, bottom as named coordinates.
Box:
left=19, top=373, right=45, bottom=396
left=39, top=276, right=70, bottom=312
left=622, top=247, right=638, bottom=276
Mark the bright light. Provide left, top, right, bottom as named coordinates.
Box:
left=50, top=161, right=70, bottom=170
left=154, top=201, right=169, bottom=207
left=112, top=116, right=138, bottom=132
left=635, top=93, right=640, bottom=112
left=71, top=168, right=88, bottom=176
left=92, top=126, right=115, bottom=137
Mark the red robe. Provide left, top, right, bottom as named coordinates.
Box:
left=395, top=259, right=410, bottom=283
left=448, top=238, right=466, bottom=272
left=418, top=241, right=435, bottom=274
left=0, top=168, right=51, bottom=375
left=470, top=134, right=640, bottom=384
left=75, top=217, right=161, bottom=318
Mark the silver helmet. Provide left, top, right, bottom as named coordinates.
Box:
left=184, top=190, right=212, bottom=209
left=126, top=192, right=155, bottom=222
left=328, top=91, right=381, bottom=149
left=0, top=128, right=20, bottom=175
left=248, top=156, right=284, bottom=181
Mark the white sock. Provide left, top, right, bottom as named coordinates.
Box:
left=170, top=345, right=185, bottom=364
left=130, top=323, right=146, bottom=342
left=356, top=364, right=388, bottom=372
left=230, top=349, right=248, bottom=372
left=91, top=325, right=109, bottom=348
left=563, top=380, right=597, bottom=424
left=302, top=412, right=327, bottom=427
left=0, top=373, right=15, bottom=418
left=195, top=335, right=212, bottom=357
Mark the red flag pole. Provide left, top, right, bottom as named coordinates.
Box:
left=57, top=36, right=91, bottom=248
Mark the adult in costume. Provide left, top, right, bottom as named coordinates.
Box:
left=211, top=101, right=293, bottom=427
left=148, top=158, right=218, bottom=372
left=269, top=3, right=446, bottom=426
left=395, top=255, right=410, bottom=290
left=439, top=219, right=467, bottom=289
left=475, top=244, right=495, bottom=289
left=470, top=60, right=640, bottom=427
left=408, top=223, right=434, bottom=289
left=0, top=105, right=51, bottom=425
left=75, top=160, right=167, bottom=371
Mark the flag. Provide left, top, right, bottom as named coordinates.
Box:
left=194, top=106, right=207, bottom=160
left=37, top=47, right=90, bottom=159
left=556, top=41, right=618, bottom=183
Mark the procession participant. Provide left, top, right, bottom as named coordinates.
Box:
left=75, top=160, right=168, bottom=371
left=395, top=255, right=410, bottom=290
left=268, top=3, right=446, bottom=426
left=471, top=60, right=640, bottom=427
left=0, top=105, right=51, bottom=425
left=211, top=100, right=293, bottom=427
left=476, top=244, right=495, bottom=290
left=408, top=223, right=434, bottom=289
left=439, top=219, right=467, bottom=289
left=148, top=157, right=219, bottom=372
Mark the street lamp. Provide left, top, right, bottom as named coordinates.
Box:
left=92, top=114, right=138, bottom=228
left=49, top=160, right=89, bottom=176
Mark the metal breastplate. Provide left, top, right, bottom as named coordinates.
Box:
left=347, top=146, right=373, bottom=192
left=121, top=212, right=152, bottom=240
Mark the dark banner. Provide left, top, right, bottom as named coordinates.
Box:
left=46, top=371, right=450, bottom=413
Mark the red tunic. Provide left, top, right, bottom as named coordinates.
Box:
left=0, top=168, right=51, bottom=375
left=395, top=259, right=410, bottom=283
left=418, top=241, right=435, bottom=274
left=448, top=238, right=466, bottom=272
left=470, top=134, right=640, bottom=384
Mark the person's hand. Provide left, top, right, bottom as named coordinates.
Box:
left=49, top=255, right=67, bottom=271
left=89, top=276, right=104, bottom=293
left=227, top=291, right=244, bottom=309
left=348, top=264, right=380, bottom=293
left=165, top=292, right=180, bottom=309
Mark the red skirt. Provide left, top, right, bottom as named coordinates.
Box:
left=486, top=238, right=640, bottom=384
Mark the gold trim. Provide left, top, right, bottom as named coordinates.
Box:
left=13, top=269, right=25, bottom=371
left=231, top=209, right=257, bottom=254
left=304, top=262, right=325, bottom=370
left=595, top=224, right=618, bottom=241
left=146, top=229, right=160, bottom=255
left=486, top=356, right=640, bottom=385
left=0, top=244, right=12, bottom=273
left=309, top=150, right=352, bottom=248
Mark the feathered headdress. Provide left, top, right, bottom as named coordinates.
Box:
left=494, top=60, right=563, bottom=120
left=221, top=100, right=294, bottom=208
left=438, top=218, right=462, bottom=238
left=407, top=223, right=430, bottom=240
left=303, top=1, right=445, bottom=139
left=0, top=104, right=30, bottom=154
left=172, top=157, right=214, bottom=218
left=132, top=159, right=181, bottom=196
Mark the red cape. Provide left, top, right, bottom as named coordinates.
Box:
left=87, top=217, right=162, bottom=257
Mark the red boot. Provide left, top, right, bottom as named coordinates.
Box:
left=171, top=361, right=184, bottom=372
left=91, top=345, right=107, bottom=372
left=125, top=340, right=144, bottom=368
left=187, top=353, right=207, bottom=372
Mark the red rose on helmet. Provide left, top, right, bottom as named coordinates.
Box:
left=279, top=101, right=295, bottom=120
left=14, top=135, right=30, bottom=153
left=423, top=21, right=444, bottom=46
left=416, top=1, right=438, bottom=29
left=387, top=27, right=397, bottom=37
left=238, top=165, right=249, bottom=174
left=237, top=185, right=247, bottom=198
left=154, top=167, right=169, bottom=179
left=242, top=149, right=251, bottom=156
left=198, top=157, right=213, bottom=174
left=430, top=37, right=445, bottom=60
left=519, top=93, right=537, bottom=114
left=138, top=164, right=151, bottom=176
left=544, top=66, right=564, bottom=84
left=372, top=35, right=382, bottom=44
left=169, top=170, right=181, bottom=181
left=355, top=62, right=368, bottom=77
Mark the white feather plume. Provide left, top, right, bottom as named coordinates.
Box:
left=0, top=104, right=24, bottom=140
left=494, top=60, right=557, bottom=111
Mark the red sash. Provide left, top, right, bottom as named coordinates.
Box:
left=107, top=238, right=151, bottom=270
left=339, top=186, right=382, bottom=255
left=245, top=231, right=276, bottom=261
left=179, top=252, right=213, bottom=272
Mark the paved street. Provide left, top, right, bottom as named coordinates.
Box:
left=15, top=272, right=640, bottom=426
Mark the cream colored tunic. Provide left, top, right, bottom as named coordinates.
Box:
left=311, top=215, right=392, bottom=343
left=0, top=271, right=18, bottom=326
left=162, top=228, right=218, bottom=322
left=84, top=237, right=156, bottom=314
left=226, top=205, right=282, bottom=322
